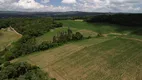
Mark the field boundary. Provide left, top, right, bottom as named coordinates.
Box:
left=121, top=37, right=142, bottom=42
left=9, top=26, right=22, bottom=37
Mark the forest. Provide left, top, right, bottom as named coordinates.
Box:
left=85, top=14, right=142, bottom=26
left=0, top=18, right=63, bottom=36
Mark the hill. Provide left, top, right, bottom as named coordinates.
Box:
left=10, top=20, right=142, bottom=80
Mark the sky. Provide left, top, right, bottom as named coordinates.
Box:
left=0, top=0, right=142, bottom=13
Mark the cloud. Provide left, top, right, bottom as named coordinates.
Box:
left=62, top=0, right=76, bottom=4
left=40, top=0, right=50, bottom=4
left=0, top=0, right=17, bottom=3
left=72, top=0, right=142, bottom=12
left=0, top=0, right=141, bottom=13
left=14, top=0, right=44, bottom=9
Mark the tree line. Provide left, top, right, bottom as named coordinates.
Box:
left=85, top=14, right=142, bottom=26
left=0, top=18, right=84, bottom=64
left=3, top=29, right=84, bottom=61
left=38, top=29, right=83, bottom=51
left=0, top=17, right=62, bottom=80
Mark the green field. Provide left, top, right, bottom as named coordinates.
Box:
left=36, top=27, right=77, bottom=44
left=12, top=20, right=142, bottom=80
left=0, top=28, right=21, bottom=51
left=13, top=37, right=142, bottom=80
left=49, top=38, right=142, bottom=80
left=36, top=20, right=141, bottom=44
left=36, top=23, right=97, bottom=44
left=57, top=20, right=140, bottom=34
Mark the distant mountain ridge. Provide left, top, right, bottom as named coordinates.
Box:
left=0, top=11, right=108, bottom=18
left=0, top=11, right=141, bottom=18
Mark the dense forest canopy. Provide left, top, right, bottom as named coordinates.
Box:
left=0, top=18, right=62, bottom=36
left=85, top=14, right=142, bottom=26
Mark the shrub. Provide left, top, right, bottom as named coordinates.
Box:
left=3, top=61, right=11, bottom=67
left=0, top=62, right=53, bottom=80
left=4, top=52, right=15, bottom=61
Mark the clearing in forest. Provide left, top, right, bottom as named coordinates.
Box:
left=0, top=27, right=21, bottom=51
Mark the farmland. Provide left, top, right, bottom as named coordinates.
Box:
left=0, top=4, right=142, bottom=80
left=58, top=20, right=141, bottom=34
left=36, top=20, right=142, bottom=45
left=48, top=38, right=142, bottom=80
left=13, top=37, right=142, bottom=80
left=12, top=20, right=142, bottom=80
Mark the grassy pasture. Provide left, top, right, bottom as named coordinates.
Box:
left=13, top=37, right=142, bottom=80
left=36, top=20, right=142, bottom=44
left=123, top=34, right=142, bottom=41
left=57, top=20, right=141, bottom=34
left=36, top=27, right=78, bottom=44
left=49, top=38, right=142, bottom=80
left=47, top=38, right=142, bottom=80
left=36, top=26, right=97, bottom=44
left=12, top=37, right=113, bottom=77
left=0, top=29, right=21, bottom=51
left=11, top=20, right=142, bottom=80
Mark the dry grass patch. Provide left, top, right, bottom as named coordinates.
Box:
left=0, top=28, right=21, bottom=51
left=74, top=19, right=83, bottom=22
left=78, top=29, right=98, bottom=37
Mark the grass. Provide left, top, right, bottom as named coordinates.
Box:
left=13, top=37, right=142, bottom=80
left=54, top=38, right=142, bottom=80
left=57, top=20, right=141, bottom=34
left=36, top=26, right=97, bottom=44
left=36, top=27, right=79, bottom=44
left=11, top=20, right=142, bottom=80
left=36, top=27, right=71, bottom=44
left=0, top=29, right=21, bottom=51
left=124, top=34, right=142, bottom=40
left=36, top=20, right=142, bottom=44
left=12, top=37, right=114, bottom=80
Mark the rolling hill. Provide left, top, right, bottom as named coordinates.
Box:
left=11, top=20, right=142, bottom=80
